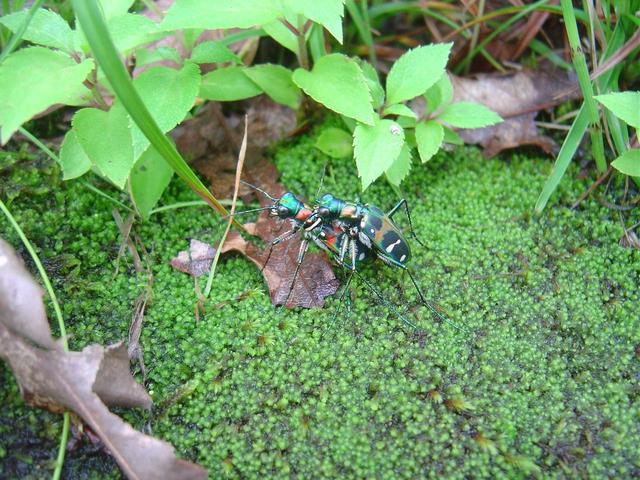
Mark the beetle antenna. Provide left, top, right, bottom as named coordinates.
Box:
left=240, top=180, right=277, bottom=201
left=222, top=206, right=272, bottom=219
left=315, top=162, right=327, bottom=200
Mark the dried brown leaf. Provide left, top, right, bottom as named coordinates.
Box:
left=0, top=240, right=207, bottom=480
left=220, top=227, right=339, bottom=309
left=0, top=239, right=55, bottom=348
left=413, top=67, right=579, bottom=157
left=450, top=68, right=578, bottom=157
left=170, top=239, right=217, bottom=277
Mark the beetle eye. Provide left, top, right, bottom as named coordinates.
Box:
left=318, top=206, right=330, bottom=218
left=277, top=205, right=290, bottom=217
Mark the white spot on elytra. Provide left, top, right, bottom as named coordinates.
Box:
left=359, top=252, right=366, bottom=260
left=370, top=228, right=375, bottom=234
left=400, top=254, right=407, bottom=262
left=386, top=239, right=401, bottom=253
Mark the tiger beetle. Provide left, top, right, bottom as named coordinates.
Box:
left=231, top=182, right=412, bottom=324
left=314, top=193, right=456, bottom=328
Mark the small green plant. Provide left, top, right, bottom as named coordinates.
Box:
left=535, top=0, right=640, bottom=211
left=594, top=91, right=640, bottom=177
left=299, top=45, right=502, bottom=189
left=0, top=0, right=502, bottom=215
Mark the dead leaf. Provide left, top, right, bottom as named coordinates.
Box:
left=0, top=239, right=55, bottom=349
left=170, top=239, right=217, bottom=277
left=413, top=67, right=579, bottom=157
left=0, top=240, right=207, bottom=480
left=219, top=228, right=340, bottom=309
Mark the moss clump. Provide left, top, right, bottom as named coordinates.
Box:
left=1, top=126, right=639, bottom=479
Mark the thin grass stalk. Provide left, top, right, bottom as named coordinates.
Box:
left=71, top=0, right=238, bottom=226
left=454, top=0, right=550, bottom=73
left=345, top=0, right=376, bottom=65
left=560, top=0, right=606, bottom=172
left=535, top=24, right=624, bottom=212
left=204, top=116, right=248, bottom=298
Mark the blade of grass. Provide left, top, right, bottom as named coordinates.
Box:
left=0, top=0, right=45, bottom=64
left=454, top=0, right=550, bottom=74
left=535, top=104, right=590, bottom=212
left=560, top=0, right=606, bottom=172
left=535, top=24, right=624, bottom=211
left=345, top=0, right=376, bottom=65
left=0, top=198, right=70, bottom=480
left=308, top=23, right=328, bottom=63
left=71, top=0, right=240, bottom=228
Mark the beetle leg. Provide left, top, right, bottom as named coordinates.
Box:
left=282, top=237, right=309, bottom=307
left=387, top=198, right=425, bottom=248
left=261, top=226, right=300, bottom=273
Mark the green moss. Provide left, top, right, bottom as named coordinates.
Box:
left=1, top=126, right=639, bottom=479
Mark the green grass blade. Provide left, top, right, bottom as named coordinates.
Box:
left=345, top=0, right=375, bottom=65
left=535, top=104, right=589, bottom=212
left=560, top=0, right=606, bottom=172
left=0, top=0, right=45, bottom=64
left=71, top=0, right=233, bottom=221
left=308, top=24, right=328, bottom=63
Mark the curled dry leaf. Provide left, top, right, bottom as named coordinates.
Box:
left=170, top=238, right=217, bottom=277
left=0, top=239, right=55, bottom=348
left=413, top=66, right=579, bottom=157
left=0, top=240, right=207, bottom=480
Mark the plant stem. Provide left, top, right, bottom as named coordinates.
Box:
left=296, top=15, right=310, bottom=70
left=560, top=0, right=606, bottom=172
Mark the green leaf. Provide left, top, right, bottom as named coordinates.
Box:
left=442, top=126, right=463, bottom=145
left=315, top=127, right=353, bottom=158
left=107, top=13, right=165, bottom=53
left=161, top=0, right=281, bottom=30
left=263, top=19, right=299, bottom=54
left=359, top=60, right=385, bottom=109
left=98, top=0, right=134, bottom=20
left=354, top=118, right=404, bottom=190
left=386, top=43, right=452, bottom=105
left=130, top=62, right=201, bottom=159
left=190, top=41, right=241, bottom=64
left=72, top=105, right=134, bottom=189
left=415, top=120, right=443, bottom=163
left=0, top=8, right=75, bottom=53
left=200, top=66, right=263, bottom=101
left=293, top=54, right=374, bottom=125
left=0, top=47, right=93, bottom=145
left=424, top=73, right=453, bottom=112
left=535, top=104, right=590, bottom=213
left=136, top=47, right=182, bottom=68
left=286, top=0, right=344, bottom=43
left=130, top=146, right=174, bottom=219
left=611, top=149, right=640, bottom=177
left=59, top=129, right=92, bottom=180
left=383, top=103, right=417, bottom=119
left=594, top=91, right=640, bottom=129
left=244, top=64, right=301, bottom=109
left=438, top=102, right=503, bottom=128
left=385, top=144, right=412, bottom=186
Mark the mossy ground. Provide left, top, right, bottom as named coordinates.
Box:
left=1, top=127, right=639, bottom=479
